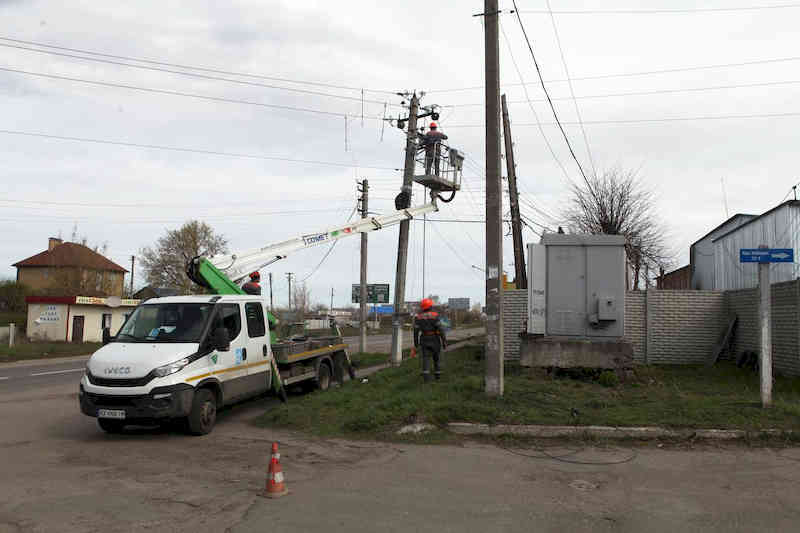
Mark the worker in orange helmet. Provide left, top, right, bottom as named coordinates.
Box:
left=421, top=122, right=448, bottom=176
left=242, top=271, right=262, bottom=295
left=413, top=298, right=447, bottom=383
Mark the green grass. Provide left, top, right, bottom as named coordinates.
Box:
left=255, top=342, right=800, bottom=440
left=350, top=352, right=391, bottom=368
left=0, top=341, right=101, bottom=363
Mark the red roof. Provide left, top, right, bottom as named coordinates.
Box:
left=12, top=242, right=127, bottom=272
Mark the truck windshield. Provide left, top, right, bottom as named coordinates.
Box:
left=116, top=303, right=214, bottom=343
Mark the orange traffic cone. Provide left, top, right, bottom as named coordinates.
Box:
left=263, top=442, right=289, bottom=498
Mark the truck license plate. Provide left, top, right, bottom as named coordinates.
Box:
left=98, top=409, right=126, bottom=419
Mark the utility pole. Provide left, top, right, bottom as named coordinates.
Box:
left=390, top=93, right=420, bottom=366
left=359, top=179, right=369, bottom=354
left=422, top=213, right=427, bottom=298
left=286, top=272, right=293, bottom=312
left=501, top=94, right=527, bottom=290
left=268, top=272, right=274, bottom=312
left=484, top=0, right=504, bottom=396
left=758, top=244, right=772, bottom=407
left=330, top=287, right=334, bottom=313
left=129, top=255, right=135, bottom=297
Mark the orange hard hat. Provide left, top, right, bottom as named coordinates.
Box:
left=429, top=122, right=437, bottom=129
left=249, top=271, right=260, bottom=281
left=420, top=298, right=433, bottom=311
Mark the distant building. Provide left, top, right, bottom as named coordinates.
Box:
left=448, top=297, right=470, bottom=310
left=133, top=286, right=181, bottom=301
left=657, top=265, right=691, bottom=290
left=26, top=295, right=139, bottom=342
left=690, top=214, right=756, bottom=289
left=712, top=200, right=800, bottom=290
left=13, top=238, right=127, bottom=297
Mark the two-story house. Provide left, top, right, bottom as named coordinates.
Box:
left=13, top=238, right=127, bottom=297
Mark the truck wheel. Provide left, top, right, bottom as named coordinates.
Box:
left=315, top=362, right=331, bottom=391
left=98, top=419, right=125, bottom=433
left=187, top=388, right=217, bottom=435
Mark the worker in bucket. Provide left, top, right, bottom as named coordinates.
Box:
left=242, top=271, right=262, bottom=295
left=421, top=122, right=448, bottom=176
left=413, top=298, right=447, bottom=383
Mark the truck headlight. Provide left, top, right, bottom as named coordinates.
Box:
left=153, top=357, right=190, bottom=378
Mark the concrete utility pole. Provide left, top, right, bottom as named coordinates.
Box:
left=359, top=179, right=369, bottom=354
left=330, top=287, right=334, bottom=313
left=268, top=272, right=274, bottom=312
left=286, top=272, right=293, bottom=312
left=501, top=94, right=526, bottom=290
left=390, top=93, right=420, bottom=366
left=484, top=0, right=504, bottom=396
left=129, top=255, right=135, bottom=297
left=759, top=244, right=772, bottom=407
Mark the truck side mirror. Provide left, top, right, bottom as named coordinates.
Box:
left=213, top=327, right=231, bottom=352
left=102, top=327, right=112, bottom=346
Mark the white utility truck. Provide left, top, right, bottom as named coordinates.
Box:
left=79, top=201, right=440, bottom=434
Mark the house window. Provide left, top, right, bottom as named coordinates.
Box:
left=102, top=313, right=112, bottom=329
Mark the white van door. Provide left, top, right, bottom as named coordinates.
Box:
left=211, top=303, right=250, bottom=402
left=242, top=301, right=271, bottom=395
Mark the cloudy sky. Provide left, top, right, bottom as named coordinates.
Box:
left=2, top=1, right=798, bottom=307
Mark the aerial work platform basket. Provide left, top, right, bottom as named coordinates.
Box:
left=412, top=142, right=463, bottom=193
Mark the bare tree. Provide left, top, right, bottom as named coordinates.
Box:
left=139, top=220, right=227, bottom=294
left=292, top=282, right=311, bottom=318
left=563, top=168, right=672, bottom=290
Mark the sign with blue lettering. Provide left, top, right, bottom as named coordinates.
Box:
left=740, top=248, right=794, bottom=263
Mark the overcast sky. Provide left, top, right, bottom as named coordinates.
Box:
left=2, top=1, right=798, bottom=307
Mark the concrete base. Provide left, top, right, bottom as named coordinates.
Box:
left=519, top=335, right=633, bottom=369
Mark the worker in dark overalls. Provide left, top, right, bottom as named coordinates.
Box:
left=413, top=298, right=447, bottom=383
left=421, top=122, right=448, bottom=176
left=242, top=271, right=261, bottom=295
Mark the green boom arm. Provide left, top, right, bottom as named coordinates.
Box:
left=187, top=257, right=279, bottom=342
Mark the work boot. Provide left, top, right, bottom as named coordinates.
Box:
left=423, top=373, right=432, bottom=384
left=434, top=373, right=442, bottom=381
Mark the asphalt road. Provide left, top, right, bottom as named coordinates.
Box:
left=0, top=328, right=484, bottom=394
left=2, top=327, right=800, bottom=531
left=3, top=372, right=800, bottom=532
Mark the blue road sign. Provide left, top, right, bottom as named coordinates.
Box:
left=739, top=248, right=794, bottom=263
left=374, top=305, right=394, bottom=315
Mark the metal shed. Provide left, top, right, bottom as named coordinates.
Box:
left=713, top=200, right=800, bottom=290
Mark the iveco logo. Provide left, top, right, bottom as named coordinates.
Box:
left=104, top=366, right=132, bottom=375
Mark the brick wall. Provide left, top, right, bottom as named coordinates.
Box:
left=648, top=290, right=726, bottom=364
left=624, top=292, right=647, bottom=363
left=624, top=290, right=726, bottom=365
left=726, top=280, right=800, bottom=375
left=502, top=289, right=528, bottom=360
left=510, top=281, right=800, bottom=374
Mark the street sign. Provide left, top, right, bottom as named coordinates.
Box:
left=374, top=305, right=394, bottom=315
left=739, top=248, right=794, bottom=263
left=352, top=283, right=390, bottom=304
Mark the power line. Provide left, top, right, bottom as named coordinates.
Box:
left=544, top=0, right=597, bottom=177
left=0, top=129, right=401, bottom=170
left=0, top=35, right=396, bottom=95
left=0, top=42, right=390, bottom=105
left=428, top=55, right=800, bottom=93
left=442, top=79, right=800, bottom=108
left=0, top=66, right=382, bottom=120
left=499, top=19, right=573, bottom=184
left=300, top=204, right=358, bottom=282
left=444, top=110, right=800, bottom=127
left=511, top=0, right=591, bottom=186
left=518, top=3, right=800, bottom=15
